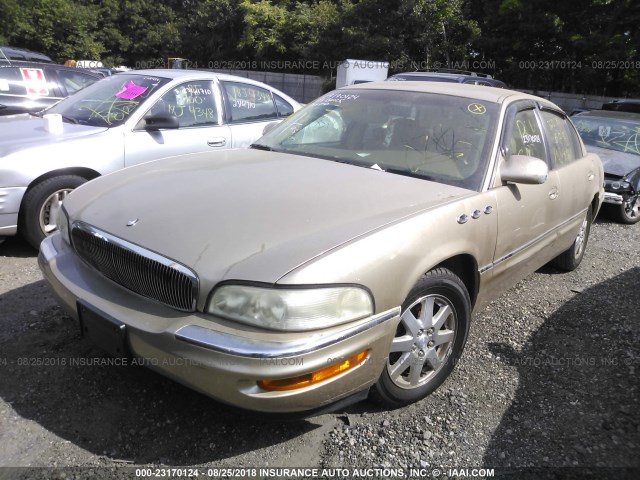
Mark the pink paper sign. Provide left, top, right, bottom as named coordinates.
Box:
left=115, top=81, right=148, bottom=100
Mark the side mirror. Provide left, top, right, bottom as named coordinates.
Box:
left=500, top=155, right=549, bottom=185
left=262, top=121, right=279, bottom=135
left=143, top=113, right=179, bottom=131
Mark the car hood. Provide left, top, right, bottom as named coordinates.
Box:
left=65, top=149, right=473, bottom=290
left=0, top=118, right=107, bottom=157
left=586, top=145, right=640, bottom=177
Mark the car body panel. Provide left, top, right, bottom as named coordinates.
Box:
left=63, top=149, right=476, bottom=303
left=39, top=82, right=603, bottom=413
left=587, top=145, right=639, bottom=178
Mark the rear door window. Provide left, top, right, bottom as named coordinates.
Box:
left=221, top=81, right=278, bottom=123
left=540, top=110, right=580, bottom=168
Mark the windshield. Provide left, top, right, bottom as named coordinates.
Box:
left=573, top=115, right=640, bottom=156
left=47, top=74, right=171, bottom=127
left=256, top=89, right=499, bottom=190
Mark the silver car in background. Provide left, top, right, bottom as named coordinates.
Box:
left=0, top=69, right=300, bottom=248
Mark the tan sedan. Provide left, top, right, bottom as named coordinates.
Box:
left=39, top=82, right=603, bottom=413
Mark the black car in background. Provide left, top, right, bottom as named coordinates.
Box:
left=602, top=99, right=640, bottom=114
left=387, top=70, right=507, bottom=88
left=0, top=60, right=100, bottom=116
left=0, top=45, right=53, bottom=63
left=572, top=110, right=640, bottom=224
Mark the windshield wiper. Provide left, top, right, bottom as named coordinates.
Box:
left=61, top=115, right=78, bottom=124
left=29, top=110, right=43, bottom=117
left=385, top=168, right=436, bottom=182
left=250, top=143, right=273, bottom=151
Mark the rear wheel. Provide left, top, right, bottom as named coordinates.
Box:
left=551, top=205, right=592, bottom=271
left=20, top=175, right=87, bottom=249
left=374, top=268, right=471, bottom=407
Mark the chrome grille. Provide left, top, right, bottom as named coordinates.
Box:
left=71, top=223, right=198, bottom=311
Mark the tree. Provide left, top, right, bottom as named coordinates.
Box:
left=1, top=0, right=105, bottom=61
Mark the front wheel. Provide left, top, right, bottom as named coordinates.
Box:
left=615, top=194, right=640, bottom=224
left=20, top=175, right=87, bottom=249
left=374, top=268, right=471, bottom=407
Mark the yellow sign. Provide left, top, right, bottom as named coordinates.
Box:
left=468, top=103, right=486, bottom=114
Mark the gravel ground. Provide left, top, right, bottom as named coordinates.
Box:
left=0, top=215, right=638, bottom=480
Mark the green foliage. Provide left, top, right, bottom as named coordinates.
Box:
left=0, top=0, right=636, bottom=95
left=2, top=0, right=105, bottom=61
left=465, top=0, right=640, bottom=95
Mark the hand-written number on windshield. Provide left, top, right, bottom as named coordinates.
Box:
left=87, top=100, right=139, bottom=125
left=169, top=104, right=215, bottom=122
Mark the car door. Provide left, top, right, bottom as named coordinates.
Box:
left=538, top=108, right=595, bottom=230
left=489, top=101, right=563, bottom=292
left=219, top=81, right=287, bottom=148
left=123, top=79, right=231, bottom=167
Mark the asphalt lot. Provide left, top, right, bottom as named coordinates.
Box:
left=0, top=214, right=638, bottom=479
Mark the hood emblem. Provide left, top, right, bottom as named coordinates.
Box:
left=126, top=218, right=139, bottom=227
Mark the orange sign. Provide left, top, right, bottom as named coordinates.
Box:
left=20, top=68, right=49, bottom=96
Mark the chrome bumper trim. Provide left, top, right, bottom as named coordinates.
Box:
left=603, top=192, right=624, bottom=205
left=175, top=307, right=401, bottom=358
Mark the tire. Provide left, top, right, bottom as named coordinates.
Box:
left=551, top=205, right=592, bottom=271
left=614, top=194, right=640, bottom=224
left=373, top=268, right=471, bottom=407
left=20, top=175, right=87, bottom=249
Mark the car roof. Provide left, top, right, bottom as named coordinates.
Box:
left=131, top=69, right=278, bottom=85
left=341, top=81, right=559, bottom=109
left=0, top=46, right=52, bottom=63
left=389, top=71, right=506, bottom=85
left=573, top=110, right=640, bottom=121
left=604, top=99, right=640, bottom=105
left=123, top=69, right=300, bottom=102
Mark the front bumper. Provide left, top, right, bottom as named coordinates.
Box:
left=38, top=233, right=400, bottom=413
left=603, top=191, right=624, bottom=205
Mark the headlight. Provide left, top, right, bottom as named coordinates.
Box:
left=608, top=180, right=631, bottom=190
left=206, top=284, right=374, bottom=331
left=56, top=206, right=71, bottom=244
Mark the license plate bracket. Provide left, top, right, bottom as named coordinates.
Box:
left=78, top=301, right=131, bottom=358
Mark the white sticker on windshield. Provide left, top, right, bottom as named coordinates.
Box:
left=0, top=79, right=9, bottom=91
left=598, top=126, right=611, bottom=137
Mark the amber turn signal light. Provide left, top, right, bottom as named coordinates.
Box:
left=257, top=349, right=370, bottom=391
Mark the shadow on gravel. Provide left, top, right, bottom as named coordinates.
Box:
left=0, top=281, right=319, bottom=465
left=0, top=236, right=37, bottom=258
left=483, top=268, right=639, bottom=475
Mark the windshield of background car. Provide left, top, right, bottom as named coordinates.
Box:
left=257, top=89, right=499, bottom=191
left=47, top=74, right=171, bottom=127
left=572, top=115, right=640, bottom=156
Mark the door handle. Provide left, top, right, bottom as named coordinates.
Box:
left=587, top=172, right=595, bottom=181
left=549, top=187, right=559, bottom=200
left=207, top=137, right=227, bottom=147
